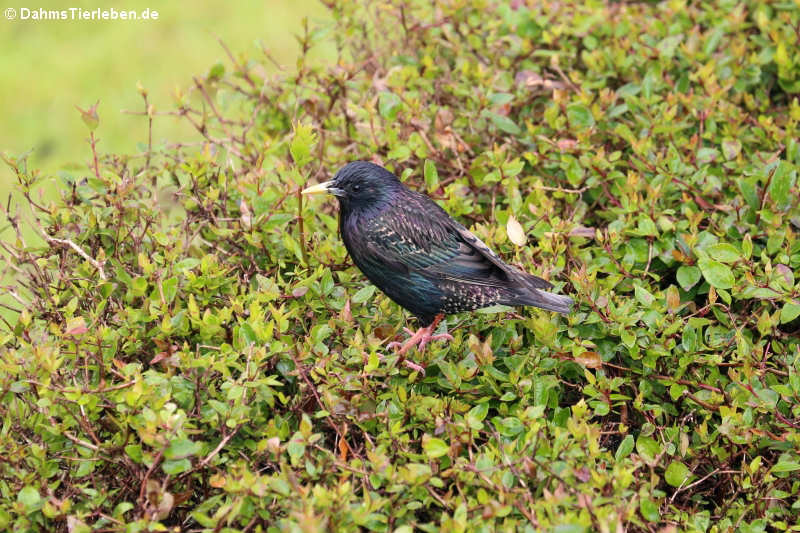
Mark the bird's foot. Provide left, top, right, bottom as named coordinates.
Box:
left=386, top=314, right=452, bottom=374
left=377, top=351, right=429, bottom=374
left=401, top=359, right=427, bottom=374
left=386, top=329, right=454, bottom=355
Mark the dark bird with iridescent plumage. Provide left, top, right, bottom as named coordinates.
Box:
left=302, top=161, right=572, bottom=370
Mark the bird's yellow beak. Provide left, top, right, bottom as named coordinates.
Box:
left=301, top=181, right=334, bottom=195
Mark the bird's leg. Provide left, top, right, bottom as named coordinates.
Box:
left=386, top=314, right=454, bottom=372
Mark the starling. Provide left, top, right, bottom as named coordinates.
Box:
left=302, top=161, right=572, bottom=368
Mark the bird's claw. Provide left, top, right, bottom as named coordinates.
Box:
left=387, top=330, right=453, bottom=355
left=388, top=325, right=451, bottom=356
left=402, top=359, right=426, bottom=374
left=385, top=314, right=452, bottom=375
left=417, top=332, right=454, bottom=353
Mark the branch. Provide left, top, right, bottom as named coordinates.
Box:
left=44, top=235, right=107, bottom=280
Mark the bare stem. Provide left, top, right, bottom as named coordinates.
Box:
left=297, top=187, right=309, bottom=265
left=89, top=131, right=101, bottom=179
left=44, top=234, right=107, bottom=280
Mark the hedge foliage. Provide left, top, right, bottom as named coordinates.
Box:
left=2, top=1, right=800, bottom=531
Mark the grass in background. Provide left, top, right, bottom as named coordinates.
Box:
left=0, top=0, right=328, bottom=208
left=0, top=0, right=329, bottom=322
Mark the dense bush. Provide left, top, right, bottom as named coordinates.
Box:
left=2, top=1, right=800, bottom=531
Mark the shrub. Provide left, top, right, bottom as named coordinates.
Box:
left=2, top=1, right=799, bottom=531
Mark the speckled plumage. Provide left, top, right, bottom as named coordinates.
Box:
left=313, top=161, right=572, bottom=326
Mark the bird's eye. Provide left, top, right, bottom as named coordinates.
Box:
left=352, top=184, right=360, bottom=192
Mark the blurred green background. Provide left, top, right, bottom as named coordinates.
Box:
left=0, top=0, right=327, bottom=219
left=0, top=0, right=328, bottom=320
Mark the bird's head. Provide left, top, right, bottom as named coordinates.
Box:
left=301, top=161, right=401, bottom=211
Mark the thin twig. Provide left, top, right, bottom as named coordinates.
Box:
left=195, top=425, right=242, bottom=470
left=43, top=235, right=107, bottom=280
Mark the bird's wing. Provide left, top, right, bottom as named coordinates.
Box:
left=449, top=223, right=553, bottom=290
left=362, top=197, right=551, bottom=290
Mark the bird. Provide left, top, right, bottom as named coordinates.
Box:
left=302, top=161, right=572, bottom=371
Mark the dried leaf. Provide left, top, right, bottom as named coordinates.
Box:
left=150, top=351, right=170, bottom=365
left=338, top=424, right=349, bottom=461
left=67, top=516, right=90, bottom=533
left=557, top=138, right=578, bottom=151
left=569, top=225, right=596, bottom=238
left=506, top=215, right=527, bottom=246
left=64, top=317, right=88, bottom=337
left=239, top=199, right=252, bottom=230
left=292, top=286, right=309, bottom=298
left=575, top=351, right=603, bottom=369
left=666, top=285, right=681, bottom=312
left=514, top=70, right=567, bottom=91
left=340, top=298, right=352, bottom=322
left=775, top=264, right=793, bottom=285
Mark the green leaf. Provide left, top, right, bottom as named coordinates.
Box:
left=466, top=403, right=489, bottom=429
left=165, top=438, right=201, bottom=460
left=290, top=122, right=317, bottom=168
left=676, top=266, right=701, bottom=291
left=768, top=161, right=795, bottom=208
left=489, top=92, right=514, bottom=106
left=287, top=438, right=305, bottom=464
left=615, top=435, right=635, bottom=461
left=566, top=103, right=594, bottom=128
left=639, top=497, right=660, bottom=521
left=161, top=277, right=179, bottom=304
left=696, top=147, right=718, bottom=165
left=174, top=257, right=200, bottom=272
left=476, top=304, right=513, bottom=314
left=742, top=234, right=753, bottom=259
left=17, top=486, right=41, bottom=511
left=207, top=62, right=225, bottom=80
left=364, top=350, right=380, bottom=373
left=422, top=435, right=449, bottom=458
left=722, top=139, right=741, bottom=160
left=378, top=91, right=401, bottom=120
left=634, top=285, right=654, bottom=307
left=665, top=461, right=691, bottom=487
left=635, top=216, right=658, bottom=237
left=125, top=444, right=143, bottom=463
left=131, top=276, right=148, bottom=297
left=75, top=459, right=95, bottom=477
left=75, top=101, right=100, bottom=131
left=770, top=461, right=800, bottom=473
left=531, top=314, right=556, bottom=347
left=698, top=258, right=734, bottom=289
left=551, top=526, right=586, bottom=533
left=707, top=243, right=741, bottom=263
left=438, top=360, right=461, bottom=388
left=352, top=285, right=376, bottom=304
left=238, top=323, right=257, bottom=346
left=636, top=435, right=660, bottom=464
left=485, top=111, right=522, bottom=135
left=162, top=458, right=192, bottom=475
left=780, top=303, right=800, bottom=324
left=423, top=159, right=439, bottom=191
left=621, top=329, right=636, bottom=349
left=739, top=179, right=760, bottom=209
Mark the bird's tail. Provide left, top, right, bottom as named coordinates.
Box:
left=503, top=288, right=574, bottom=315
